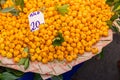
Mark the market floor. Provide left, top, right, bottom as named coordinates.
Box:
left=72, top=33, right=120, bottom=80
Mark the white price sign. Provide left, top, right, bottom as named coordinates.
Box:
left=28, top=11, right=45, bottom=32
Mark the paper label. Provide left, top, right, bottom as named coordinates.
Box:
left=28, top=11, right=45, bottom=32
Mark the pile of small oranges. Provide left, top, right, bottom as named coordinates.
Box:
left=0, top=0, right=113, bottom=64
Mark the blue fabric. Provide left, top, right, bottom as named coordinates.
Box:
left=47, top=63, right=84, bottom=80
left=19, top=63, right=83, bottom=80
left=63, top=63, right=84, bottom=80
left=18, top=72, right=34, bottom=80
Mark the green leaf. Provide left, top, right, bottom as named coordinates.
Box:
left=0, top=6, right=15, bottom=13
left=58, top=32, right=64, bottom=42
left=110, top=26, right=119, bottom=33
left=1, top=72, right=19, bottom=80
left=116, top=6, right=120, bottom=11
left=114, top=0, right=120, bottom=2
left=10, top=9, right=20, bottom=16
left=24, top=58, right=29, bottom=70
left=18, top=58, right=27, bottom=65
left=12, top=0, right=19, bottom=5
left=0, top=6, right=20, bottom=16
left=110, top=14, right=118, bottom=21
left=113, top=26, right=119, bottom=32
left=0, top=73, right=2, bottom=79
left=106, top=0, right=114, bottom=6
left=51, top=75, right=63, bottom=80
left=0, top=0, right=23, bottom=16
left=34, top=73, right=43, bottom=80
left=19, top=47, right=29, bottom=70
left=52, top=32, right=64, bottom=46
left=12, top=0, right=24, bottom=11
left=56, top=4, right=69, bottom=15
left=116, top=9, right=120, bottom=14
left=23, top=47, right=29, bottom=53
left=106, top=20, right=120, bottom=32
left=6, top=68, right=24, bottom=77
left=116, top=20, right=120, bottom=26
left=98, top=50, right=104, bottom=59
left=113, top=2, right=120, bottom=11
left=19, top=0, right=24, bottom=11
left=52, top=37, right=62, bottom=46
left=18, top=57, right=30, bottom=70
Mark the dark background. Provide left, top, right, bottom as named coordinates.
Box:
left=72, top=34, right=120, bottom=80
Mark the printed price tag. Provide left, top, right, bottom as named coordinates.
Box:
left=28, top=11, right=45, bottom=32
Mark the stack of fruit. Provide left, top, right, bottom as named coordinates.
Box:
left=0, top=0, right=113, bottom=66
